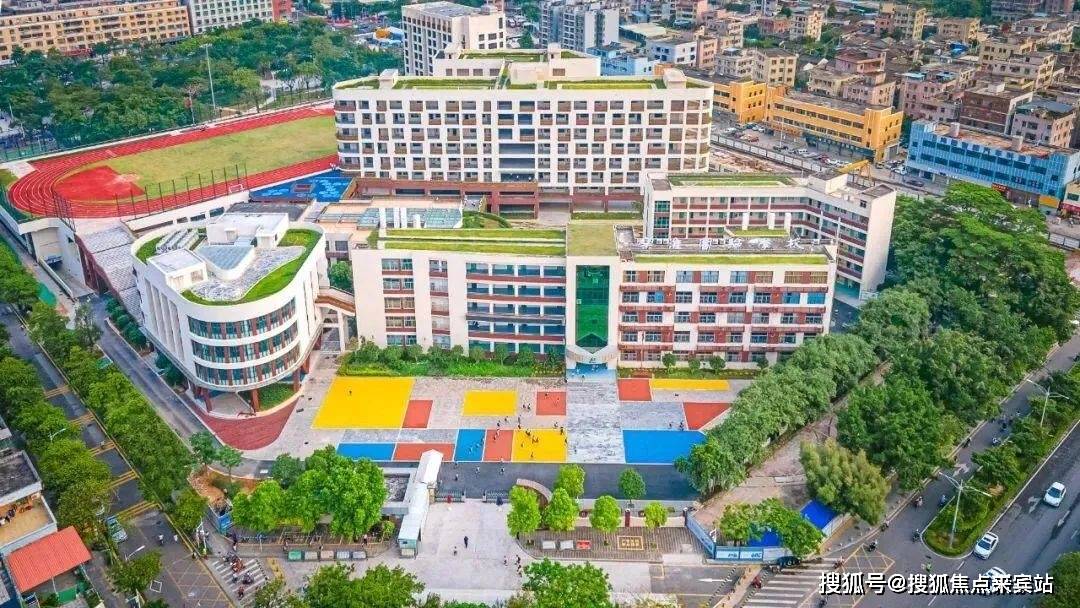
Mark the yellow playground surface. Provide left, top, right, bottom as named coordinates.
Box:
left=312, top=377, right=415, bottom=429
left=651, top=378, right=730, bottom=391
left=462, top=390, right=518, bottom=416
left=511, top=429, right=567, bottom=463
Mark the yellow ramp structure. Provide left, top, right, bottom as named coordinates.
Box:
left=462, top=390, right=518, bottom=416
left=650, top=378, right=731, bottom=391
left=313, top=377, right=414, bottom=429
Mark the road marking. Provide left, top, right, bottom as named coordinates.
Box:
left=955, top=560, right=965, bottom=572
left=928, top=595, right=938, bottom=605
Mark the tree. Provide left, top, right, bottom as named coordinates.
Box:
left=554, top=464, right=586, bottom=498
left=328, top=261, right=353, bottom=292
left=523, top=559, right=615, bottom=608
left=519, top=31, right=535, bottom=49
left=57, top=478, right=111, bottom=541
left=517, top=347, right=536, bottom=368
left=779, top=6, right=792, bottom=16
left=972, top=444, right=1023, bottom=489
left=542, top=488, right=579, bottom=532
left=716, top=503, right=755, bottom=544
left=905, top=329, right=1003, bottom=423
left=73, top=303, right=101, bottom=348
left=36, top=438, right=111, bottom=489
left=216, top=445, right=243, bottom=480
left=617, top=468, right=646, bottom=505
left=171, top=488, right=208, bottom=535
left=0, top=266, right=39, bottom=310
left=232, top=67, right=264, bottom=111
left=800, top=439, right=889, bottom=524
left=270, top=453, right=305, bottom=488
left=354, top=564, right=425, bottom=608
left=304, top=563, right=357, bottom=608
left=252, top=577, right=307, bottom=608
left=494, top=343, right=511, bottom=364
left=1042, top=552, right=1080, bottom=608
left=758, top=499, right=824, bottom=559
left=109, top=551, right=162, bottom=596
left=304, top=448, right=387, bottom=540
left=708, top=354, right=726, bottom=373
left=643, top=502, right=668, bottom=529
left=190, top=430, right=218, bottom=469
left=661, top=353, right=677, bottom=371
left=232, top=481, right=286, bottom=533
left=853, top=287, right=930, bottom=360
left=687, top=356, right=701, bottom=373
left=589, top=495, right=621, bottom=533
left=507, top=486, right=542, bottom=538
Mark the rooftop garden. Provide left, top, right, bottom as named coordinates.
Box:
left=135, top=236, right=163, bottom=262
left=729, top=228, right=790, bottom=238
left=183, top=228, right=321, bottom=305
left=393, top=78, right=496, bottom=90
left=567, top=220, right=628, bottom=257
left=635, top=254, right=829, bottom=265
left=386, top=228, right=565, bottom=241
left=383, top=240, right=565, bottom=256
left=335, top=79, right=378, bottom=90
left=461, top=51, right=546, bottom=62
left=667, top=174, right=794, bottom=187
left=547, top=79, right=664, bottom=90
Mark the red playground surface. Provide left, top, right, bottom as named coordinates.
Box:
left=54, top=166, right=145, bottom=200
left=536, top=391, right=567, bottom=416
left=8, top=106, right=335, bottom=218
left=483, top=429, right=513, bottom=462
left=402, top=400, right=433, bottom=429
left=394, top=443, right=455, bottom=462
left=617, top=378, right=652, bottom=402
left=683, top=402, right=731, bottom=430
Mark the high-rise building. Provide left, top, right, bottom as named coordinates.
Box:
left=538, top=0, right=619, bottom=54
left=401, top=1, right=506, bottom=76
left=332, top=46, right=712, bottom=214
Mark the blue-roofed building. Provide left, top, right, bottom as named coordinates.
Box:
left=906, top=121, right=1080, bottom=208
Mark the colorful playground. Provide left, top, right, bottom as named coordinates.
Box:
left=304, top=375, right=746, bottom=465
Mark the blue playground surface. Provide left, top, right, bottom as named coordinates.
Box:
left=454, top=429, right=486, bottom=462
left=622, top=430, right=706, bottom=464
left=801, top=500, right=839, bottom=530
left=250, top=170, right=351, bottom=202
left=337, top=443, right=395, bottom=461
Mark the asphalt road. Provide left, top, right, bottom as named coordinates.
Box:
left=844, top=330, right=1080, bottom=608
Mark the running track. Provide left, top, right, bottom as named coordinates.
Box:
left=9, top=106, right=337, bottom=218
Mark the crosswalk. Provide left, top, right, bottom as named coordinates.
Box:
left=210, top=555, right=269, bottom=605
left=740, top=562, right=832, bottom=607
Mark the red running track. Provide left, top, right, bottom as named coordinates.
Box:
left=9, top=107, right=336, bottom=218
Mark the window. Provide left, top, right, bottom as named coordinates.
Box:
left=700, top=313, right=716, bottom=324
left=727, top=312, right=743, bottom=323
left=644, top=332, right=662, bottom=342
left=729, top=292, right=747, bottom=304
left=782, top=292, right=801, bottom=305
left=622, top=292, right=639, bottom=303
left=675, top=270, right=694, bottom=283
left=727, top=332, right=743, bottom=343
left=807, top=292, right=827, bottom=305
left=700, top=292, right=718, bottom=304
left=646, top=291, right=665, bottom=303
left=646, top=312, right=663, bottom=323
left=623, top=270, right=638, bottom=282
left=807, top=313, right=823, bottom=324
left=726, top=352, right=742, bottom=362
left=750, top=332, right=768, bottom=344
left=753, top=293, right=772, bottom=304
left=675, top=311, right=691, bottom=323
left=702, top=271, right=719, bottom=283
left=675, top=291, right=693, bottom=304
left=699, top=333, right=715, bottom=343
left=752, top=313, right=770, bottom=324
left=780, top=313, right=796, bottom=324
left=731, top=271, right=749, bottom=283
left=622, top=312, right=638, bottom=323
left=622, top=332, right=638, bottom=342
left=782, top=333, right=797, bottom=344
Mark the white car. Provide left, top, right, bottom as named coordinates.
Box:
left=973, top=532, right=998, bottom=559
left=984, top=566, right=1008, bottom=580
left=1044, top=482, right=1066, bottom=507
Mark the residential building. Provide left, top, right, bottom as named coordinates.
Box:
left=875, top=2, right=926, bottom=40
left=332, top=46, right=713, bottom=214
left=646, top=35, right=697, bottom=67
left=710, top=17, right=744, bottom=49
left=594, top=46, right=657, bottom=75
left=765, top=89, right=904, bottom=162
left=898, top=66, right=977, bottom=122
left=1042, top=0, right=1074, bottom=13
left=907, top=120, right=1080, bottom=207
left=1063, top=181, right=1080, bottom=214
left=1011, top=18, right=1075, bottom=46
left=978, top=37, right=1058, bottom=91
left=186, top=0, right=279, bottom=34
left=716, top=48, right=754, bottom=79
left=937, top=17, right=980, bottom=43
left=834, top=49, right=887, bottom=75
left=642, top=172, right=895, bottom=298
left=1008, top=99, right=1077, bottom=148
left=790, top=7, right=824, bottom=42
left=670, top=0, right=708, bottom=25
left=401, top=1, right=506, bottom=76
left=841, top=71, right=897, bottom=108
left=4, top=527, right=92, bottom=607
left=0, top=0, right=191, bottom=62
left=807, top=69, right=861, bottom=98
left=711, top=76, right=769, bottom=123
left=748, top=47, right=797, bottom=87
left=538, top=0, right=619, bottom=54
left=130, top=214, right=327, bottom=410
left=959, top=82, right=1035, bottom=133
left=0, top=450, right=57, bottom=556
left=695, top=36, right=718, bottom=71
left=758, top=16, right=790, bottom=37
left=990, top=0, right=1043, bottom=22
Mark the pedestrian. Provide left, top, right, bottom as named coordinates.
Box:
left=464, top=536, right=469, bottom=549
left=454, top=473, right=459, bottom=482
left=173, top=534, right=179, bottom=543
left=516, top=555, right=522, bottom=566
left=500, top=466, right=505, bottom=475
left=504, top=556, right=508, bottom=566
left=475, top=466, right=480, bottom=474
left=453, top=546, right=458, bottom=556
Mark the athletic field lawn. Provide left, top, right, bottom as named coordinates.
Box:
left=94, top=115, right=336, bottom=190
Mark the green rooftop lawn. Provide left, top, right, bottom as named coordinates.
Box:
left=336, top=79, right=378, bottom=90
left=135, top=236, right=163, bottom=262
left=462, top=51, right=546, bottom=62
left=393, top=78, right=496, bottom=89
left=567, top=220, right=632, bottom=257
left=730, top=228, right=789, bottom=237
left=549, top=80, right=662, bottom=90
left=667, top=174, right=793, bottom=187
left=183, top=229, right=321, bottom=305
left=384, top=240, right=564, bottom=256
left=635, top=254, right=829, bottom=265
left=386, top=228, right=564, bottom=241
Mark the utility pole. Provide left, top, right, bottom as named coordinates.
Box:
left=202, top=44, right=217, bottom=120
left=1024, top=378, right=1070, bottom=428
left=939, top=472, right=992, bottom=549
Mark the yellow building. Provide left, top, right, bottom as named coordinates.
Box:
left=765, top=89, right=904, bottom=162
left=712, top=77, right=769, bottom=122
left=0, top=0, right=191, bottom=62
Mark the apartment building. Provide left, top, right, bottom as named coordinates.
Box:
left=990, top=0, right=1043, bottom=22
left=130, top=214, right=327, bottom=409
left=807, top=70, right=861, bottom=98
left=0, top=0, right=190, bottom=62
left=595, top=47, right=657, bottom=75
left=758, top=16, right=790, bottom=37
left=669, top=0, right=708, bottom=25
left=0, top=450, right=57, bottom=556
left=1011, top=18, right=1074, bottom=46
left=538, top=0, right=619, bottom=54
left=898, top=66, right=977, bottom=122
left=907, top=120, right=1080, bottom=207
left=1008, top=99, right=1077, bottom=148
left=716, top=48, right=754, bottom=79
left=646, top=36, right=697, bottom=67
left=748, top=47, right=797, bottom=87
left=186, top=0, right=278, bottom=34
left=710, top=76, right=769, bottom=123
left=875, top=2, right=926, bottom=40
left=765, top=90, right=904, bottom=162
left=978, top=37, right=1059, bottom=91
left=959, top=82, right=1035, bottom=133
left=790, top=7, right=824, bottom=42
left=937, top=17, right=980, bottom=43
left=332, top=46, right=713, bottom=214
left=401, top=1, right=505, bottom=76
left=711, top=17, right=743, bottom=49
left=841, top=72, right=897, bottom=108
left=352, top=203, right=842, bottom=369
left=642, top=172, right=895, bottom=298
left=834, top=49, right=887, bottom=75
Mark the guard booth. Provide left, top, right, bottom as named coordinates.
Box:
left=397, top=450, right=442, bottom=557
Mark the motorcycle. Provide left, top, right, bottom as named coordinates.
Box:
left=939, top=494, right=948, bottom=507
left=914, top=495, right=924, bottom=508
left=912, top=531, right=921, bottom=542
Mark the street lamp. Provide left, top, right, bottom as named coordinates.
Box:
left=125, top=545, right=146, bottom=561
left=201, top=44, right=217, bottom=120
left=939, top=472, right=992, bottom=549
left=47, top=426, right=69, bottom=441
left=1024, top=378, right=1070, bottom=428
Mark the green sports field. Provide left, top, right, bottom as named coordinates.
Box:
left=94, top=115, right=336, bottom=190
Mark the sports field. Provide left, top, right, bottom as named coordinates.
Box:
left=81, top=115, right=335, bottom=194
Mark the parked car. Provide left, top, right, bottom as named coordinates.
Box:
left=904, top=178, right=925, bottom=187
left=795, top=148, right=810, bottom=156
left=973, top=532, right=999, bottom=559
left=1044, top=482, right=1067, bottom=507
left=895, top=166, right=908, bottom=175
left=106, top=515, right=127, bottom=543
left=984, top=567, right=1008, bottom=581
left=772, top=144, right=785, bottom=151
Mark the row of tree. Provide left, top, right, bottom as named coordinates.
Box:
left=231, top=447, right=388, bottom=541
left=717, top=499, right=825, bottom=559
left=0, top=19, right=400, bottom=147
left=682, top=184, right=1078, bottom=545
